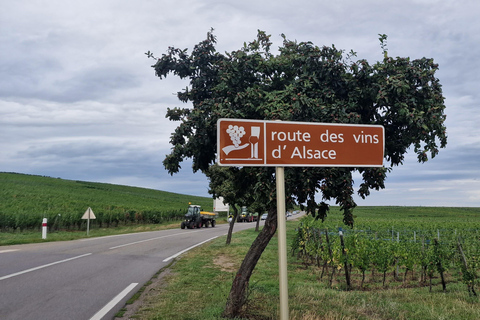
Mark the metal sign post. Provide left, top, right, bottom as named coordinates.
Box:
left=276, top=167, right=289, bottom=320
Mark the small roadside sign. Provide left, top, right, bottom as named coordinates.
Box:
left=81, top=207, right=96, bottom=220
left=217, top=119, right=384, bottom=167
left=82, top=207, right=95, bottom=236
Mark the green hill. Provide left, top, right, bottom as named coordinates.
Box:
left=0, top=172, right=212, bottom=231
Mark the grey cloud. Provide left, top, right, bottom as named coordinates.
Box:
left=0, top=55, right=61, bottom=99
left=49, top=67, right=141, bottom=102
left=1, top=0, right=480, bottom=205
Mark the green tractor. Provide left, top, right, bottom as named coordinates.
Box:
left=181, top=204, right=217, bottom=229
left=237, top=206, right=256, bottom=222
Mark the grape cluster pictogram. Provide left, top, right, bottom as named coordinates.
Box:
left=226, top=125, right=246, bottom=147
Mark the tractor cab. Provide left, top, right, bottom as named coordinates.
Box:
left=186, top=205, right=201, bottom=218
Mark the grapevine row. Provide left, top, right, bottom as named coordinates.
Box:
left=291, top=217, right=479, bottom=295
left=0, top=208, right=186, bottom=232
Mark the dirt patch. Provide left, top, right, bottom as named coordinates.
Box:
left=213, top=254, right=237, bottom=273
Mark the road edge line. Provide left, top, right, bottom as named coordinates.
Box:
left=162, top=236, right=219, bottom=262
left=90, top=283, right=138, bottom=320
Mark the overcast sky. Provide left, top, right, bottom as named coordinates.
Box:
left=1, top=0, right=479, bottom=207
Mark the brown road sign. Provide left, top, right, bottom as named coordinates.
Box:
left=217, top=119, right=384, bottom=167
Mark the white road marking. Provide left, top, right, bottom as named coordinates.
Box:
left=0, top=249, right=19, bottom=253
left=108, top=231, right=200, bottom=250
left=163, top=236, right=219, bottom=262
left=81, top=228, right=206, bottom=242
left=80, top=233, right=138, bottom=241
left=0, top=253, right=92, bottom=281
left=89, top=283, right=138, bottom=320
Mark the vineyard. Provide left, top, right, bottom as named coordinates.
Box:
left=0, top=172, right=213, bottom=232
left=292, top=210, right=480, bottom=296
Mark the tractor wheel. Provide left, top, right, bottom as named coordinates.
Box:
left=189, top=221, right=195, bottom=229
left=181, top=221, right=186, bottom=229
left=197, top=221, right=202, bottom=228
left=205, top=221, right=210, bottom=228
left=211, top=220, right=216, bottom=227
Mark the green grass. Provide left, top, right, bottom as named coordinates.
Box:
left=129, top=207, right=480, bottom=320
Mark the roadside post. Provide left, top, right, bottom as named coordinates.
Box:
left=42, top=218, right=47, bottom=239
left=81, top=207, right=96, bottom=236
left=217, top=118, right=385, bottom=319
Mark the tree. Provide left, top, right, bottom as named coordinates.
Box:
left=147, top=30, right=447, bottom=317
left=205, top=165, right=253, bottom=244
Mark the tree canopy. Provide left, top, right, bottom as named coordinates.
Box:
left=148, top=29, right=447, bottom=226
left=148, top=30, right=447, bottom=317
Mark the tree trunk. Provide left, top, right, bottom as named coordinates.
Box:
left=255, top=211, right=261, bottom=232
left=320, top=261, right=327, bottom=279
left=339, top=230, right=351, bottom=290
left=226, top=205, right=239, bottom=245
left=223, top=207, right=278, bottom=318
left=361, top=269, right=365, bottom=288
left=434, top=239, right=447, bottom=292
left=325, top=229, right=335, bottom=289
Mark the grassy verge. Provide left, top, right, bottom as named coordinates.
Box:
left=129, top=217, right=480, bottom=320
left=0, top=222, right=176, bottom=246
left=0, top=219, right=229, bottom=246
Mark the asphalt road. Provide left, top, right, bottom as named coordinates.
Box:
left=0, top=221, right=263, bottom=320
